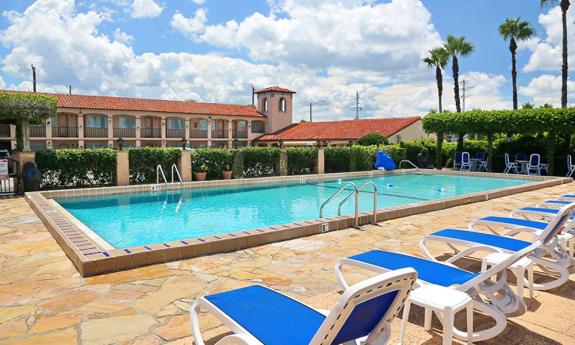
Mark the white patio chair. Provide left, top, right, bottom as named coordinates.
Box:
left=567, top=154, right=575, bottom=177
left=503, top=153, right=518, bottom=174
left=526, top=154, right=541, bottom=176
left=460, top=152, right=471, bottom=171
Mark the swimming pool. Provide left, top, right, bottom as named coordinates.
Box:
left=56, top=173, right=531, bottom=248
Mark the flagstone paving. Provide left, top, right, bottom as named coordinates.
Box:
left=1, top=183, right=575, bottom=344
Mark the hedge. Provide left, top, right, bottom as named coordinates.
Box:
left=325, top=145, right=406, bottom=173
left=36, top=149, right=116, bottom=189
left=242, top=147, right=281, bottom=177
left=286, top=147, right=317, bottom=175
left=128, top=147, right=181, bottom=184
left=192, top=148, right=235, bottom=179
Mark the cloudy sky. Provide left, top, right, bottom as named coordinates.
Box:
left=0, top=0, right=572, bottom=121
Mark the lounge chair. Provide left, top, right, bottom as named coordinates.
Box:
left=335, top=241, right=539, bottom=342
left=190, top=268, right=416, bottom=345
left=526, top=154, right=542, bottom=176
left=567, top=154, right=575, bottom=178
left=419, top=203, right=575, bottom=292
left=453, top=151, right=462, bottom=170
left=460, top=152, right=471, bottom=171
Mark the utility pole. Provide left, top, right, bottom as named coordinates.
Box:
left=309, top=103, right=313, bottom=122
left=461, top=79, right=473, bottom=112
left=462, top=79, right=466, bottom=112
left=355, top=91, right=360, bottom=120
left=251, top=85, right=255, bottom=107
left=31, top=64, right=36, bottom=92
left=69, top=85, right=72, bottom=95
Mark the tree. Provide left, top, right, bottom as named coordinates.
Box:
left=444, top=35, right=474, bottom=112
left=0, top=92, right=58, bottom=151
left=499, top=17, right=535, bottom=109
left=356, top=132, right=389, bottom=146
left=423, top=47, right=450, bottom=113
left=541, top=0, right=570, bottom=108
left=521, top=102, right=535, bottom=109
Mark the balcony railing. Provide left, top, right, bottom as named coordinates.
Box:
left=141, top=128, right=161, bottom=138
left=233, top=129, right=248, bottom=139
left=212, top=129, right=228, bottom=138
left=113, top=128, right=136, bottom=138
left=166, top=128, right=185, bottom=138
left=190, top=129, right=208, bottom=138
left=84, top=127, right=108, bottom=138
left=30, top=126, right=46, bottom=137
left=0, top=125, right=10, bottom=137
left=52, top=126, right=78, bottom=138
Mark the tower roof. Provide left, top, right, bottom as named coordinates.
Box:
left=254, top=86, right=296, bottom=94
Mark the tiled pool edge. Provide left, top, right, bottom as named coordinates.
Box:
left=26, top=170, right=572, bottom=277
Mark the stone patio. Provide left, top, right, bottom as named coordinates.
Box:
left=1, top=183, right=575, bottom=344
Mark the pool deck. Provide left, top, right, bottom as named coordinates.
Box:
left=2, top=183, right=575, bottom=344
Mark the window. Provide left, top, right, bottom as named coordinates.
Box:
left=118, top=116, right=135, bottom=129
left=167, top=117, right=185, bottom=129
left=198, top=119, right=208, bottom=130
left=279, top=98, right=287, bottom=112
left=237, top=120, right=247, bottom=130
left=86, top=114, right=107, bottom=128
left=262, top=98, right=268, bottom=112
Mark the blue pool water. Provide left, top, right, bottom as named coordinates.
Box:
left=56, top=174, right=531, bottom=248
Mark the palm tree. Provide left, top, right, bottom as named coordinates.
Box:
left=423, top=48, right=449, bottom=113
left=499, top=17, right=535, bottom=109
left=541, top=0, right=570, bottom=108
left=444, top=35, right=474, bottom=112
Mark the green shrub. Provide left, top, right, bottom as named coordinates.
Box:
left=356, top=133, right=389, bottom=146
left=128, top=147, right=181, bottom=184
left=325, top=147, right=352, bottom=173
left=192, top=148, right=235, bottom=179
left=36, top=149, right=116, bottom=189
left=286, top=147, right=317, bottom=175
left=242, top=147, right=280, bottom=177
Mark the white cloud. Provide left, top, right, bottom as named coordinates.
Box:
left=191, top=0, right=206, bottom=4
left=113, top=28, right=134, bottom=44
left=131, top=0, right=163, bottom=18
left=0, top=0, right=512, bottom=122
left=519, top=74, right=575, bottom=106
left=522, top=6, right=575, bottom=72
left=170, top=9, right=207, bottom=41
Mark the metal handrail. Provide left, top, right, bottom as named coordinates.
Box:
left=171, top=164, right=183, bottom=184
left=320, top=182, right=359, bottom=228
left=156, top=165, right=168, bottom=185
left=399, top=160, right=419, bottom=170
left=338, top=181, right=378, bottom=225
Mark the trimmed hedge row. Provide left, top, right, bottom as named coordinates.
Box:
left=128, top=147, right=181, bottom=184
left=286, top=147, right=317, bottom=175
left=36, top=149, right=116, bottom=189
left=191, top=148, right=235, bottom=179
left=242, top=147, right=281, bottom=177
left=325, top=145, right=406, bottom=173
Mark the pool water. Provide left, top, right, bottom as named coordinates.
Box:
left=56, top=174, right=531, bottom=248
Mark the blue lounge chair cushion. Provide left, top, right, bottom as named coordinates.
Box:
left=563, top=195, right=575, bottom=199
left=206, top=285, right=325, bottom=345
left=547, top=200, right=571, bottom=205
left=479, top=216, right=547, bottom=230
left=519, top=207, right=559, bottom=214
left=349, top=250, right=479, bottom=287
left=431, top=229, right=531, bottom=252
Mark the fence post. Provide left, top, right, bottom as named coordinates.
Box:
left=178, top=151, right=192, bottom=182
left=12, top=151, right=36, bottom=193
left=317, top=148, right=325, bottom=174
left=116, top=151, right=129, bottom=186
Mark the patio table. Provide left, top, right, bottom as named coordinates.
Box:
left=515, top=160, right=529, bottom=174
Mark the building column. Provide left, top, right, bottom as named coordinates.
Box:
left=247, top=120, right=253, bottom=146
left=135, top=115, right=141, bottom=148
left=185, top=118, right=191, bottom=141
left=227, top=119, right=233, bottom=148
left=45, top=119, right=52, bottom=139
left=10, top=124, right=16, bottom=150
left=107, top=114, right=114, bottom=147
left=116, top=151, right=129, bottom=186
left=78, top=113, right=85, bottom=148
left=317, top=149, right=325, bottom=174
left=161, top=117, right=166, bottom=148
left=207, top=117, right=212, bottom=148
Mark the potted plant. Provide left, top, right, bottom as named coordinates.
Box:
left=195, top=163, right=209, bottom=181
left=222, top=164, right=233, bottom=180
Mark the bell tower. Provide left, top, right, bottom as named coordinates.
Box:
left=255, top=86, right=295, bottom=133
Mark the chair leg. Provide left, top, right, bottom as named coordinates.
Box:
left=399, top=301, right=412, bottom=345
left=442, top=309, right=454, bottom=345
left=424, top=308, right=432, bottom=330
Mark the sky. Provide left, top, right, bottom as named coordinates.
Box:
left=0, top=0, right=572, bottom=122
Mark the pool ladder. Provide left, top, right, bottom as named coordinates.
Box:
left=319, top=181, right=378, bottom=229
left=156, top=164, right=183, bottom=186
left=399, top=160, right=423, bottom=174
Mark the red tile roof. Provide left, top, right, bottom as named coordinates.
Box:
left=1, top=90, right=264, bottom=118
left=256, top=117, right=421, bottom=141
left=254, top=86, right=296, bottom=94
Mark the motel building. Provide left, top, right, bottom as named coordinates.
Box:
left=0, top=86, right=429, bottom=151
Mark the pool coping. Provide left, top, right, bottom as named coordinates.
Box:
left=26, top=169, right=572, bottom=277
